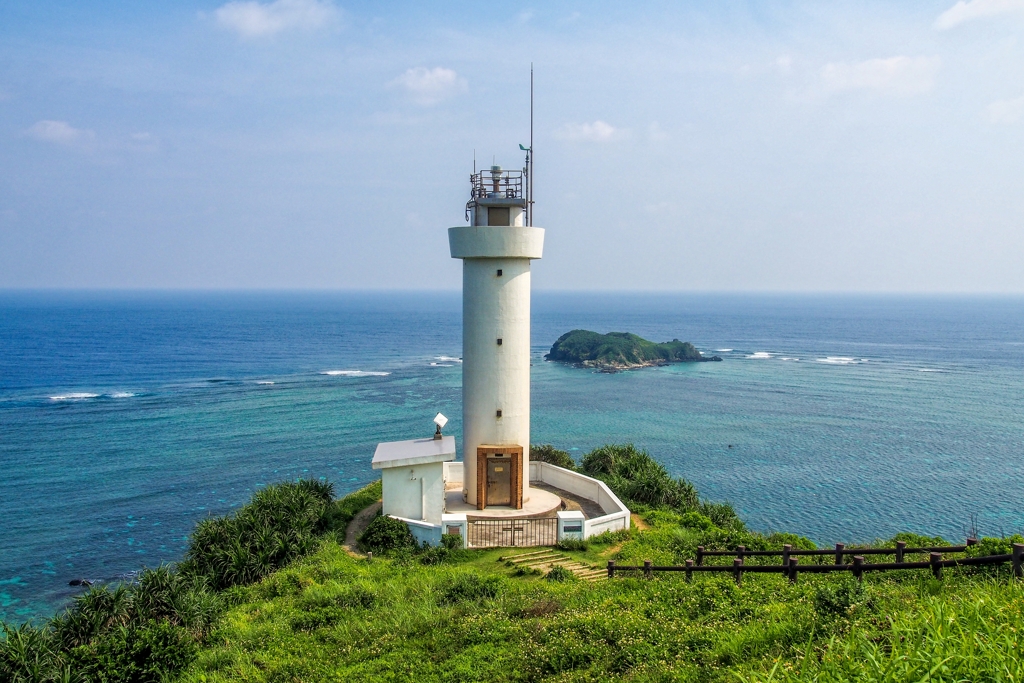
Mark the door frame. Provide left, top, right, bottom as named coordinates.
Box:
left=476, top=445, right=523, bottom=510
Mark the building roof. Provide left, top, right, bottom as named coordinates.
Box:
left=371, top=435, right=456, bottom=470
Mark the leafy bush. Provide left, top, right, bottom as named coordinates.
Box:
left=181, top=480, right=336, bottom=590
left=813, top=577, right=864, bottom=619
left=580, top=444, right=700, bottom=513
left=679, top=511, right=714, bottom=531
left=75, top=621, right=196, bottom=683
left=966, top=534, right=1024, bottom=558
left=530, top=444, right=576, bottom=470
left=357, top=514, right=416, bottom=554
left=544, top=566, right=576, bottom=582
left=418, top=534, right=467, bottom=565
left=436, top=573, right=502, bottom=605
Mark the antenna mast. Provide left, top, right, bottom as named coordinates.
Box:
left=529, top=64, right=534, bottom=227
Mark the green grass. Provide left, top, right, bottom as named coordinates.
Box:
left=6, top=451, right=1023, bottom=682
left=181, top=498, right=1024, bottom=682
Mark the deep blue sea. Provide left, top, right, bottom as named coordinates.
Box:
left=2, top=291, right=1023, bottom=623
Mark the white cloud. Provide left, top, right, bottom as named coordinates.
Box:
left=555, top=120, right=623, bottom=142
left=214, top=0, right=337, bottom=38
left=25, top=120, right=94, bottom=145
left=820, top=56, right=940, bottom=96
left=934, top=0, right=1024, bottom=29
left=986, top=96, right=1024, bottom=123
left=390, top=67, right=467, bottom=106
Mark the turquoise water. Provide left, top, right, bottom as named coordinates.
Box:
left=2, top=291, right=1023, bottom=622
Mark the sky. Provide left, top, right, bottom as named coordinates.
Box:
left=1, top=0, right=1023, bottom=292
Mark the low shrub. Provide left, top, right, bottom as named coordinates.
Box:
left=418, top=534, right=467, bottom=565
left=966, top=534, right=1024, bottom=558
left=679, top=511, right=714, bottom=531
left=437, top=573, right=502, bottom=605
left=530, top=444, right=576, bottom=470
left=181, top=480, right=336, bottom=590
left=580, top=444, right=700, bottom=513
left=74, top=621, right=196, bottom=683
left=357, top=514, right=416, bottom=554
left=813, top=577, right=865, bottom=620
left=544, top=566, right=576, bottom=582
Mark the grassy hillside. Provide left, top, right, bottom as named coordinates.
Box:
left=545, top=330, right=718, bottom=369
left=5, top=446, right=1023, bottom=682
left=182, top=502, right=1024, bottom=682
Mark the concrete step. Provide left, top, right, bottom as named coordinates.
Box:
left=503, top=552, right=561, bottom=565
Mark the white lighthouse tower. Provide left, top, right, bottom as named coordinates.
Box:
left=449, top=163, right=544, bottom=509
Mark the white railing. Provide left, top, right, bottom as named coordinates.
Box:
left=529, top=461, right=631, bottom=538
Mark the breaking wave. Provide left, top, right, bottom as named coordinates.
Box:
left=816, top=357, right=867, bottom=365
left=747, top=352, right=772, bottom=359
left=320, top=370, right=391, bottom=377
left=109, top=392, right=136, bottom=398
left=49, top=393, right=100, bottom=401
left=435, top=356, right=462, bottom=362
left=256, top=381, right=274, bottom=385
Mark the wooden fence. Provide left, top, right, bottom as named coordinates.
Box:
left=607, top=539, right=1024, bottom=584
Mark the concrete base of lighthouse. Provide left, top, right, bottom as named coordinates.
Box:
left=443, top=486, right=562, bottom=519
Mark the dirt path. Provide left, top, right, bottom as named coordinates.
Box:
left=343, top=500, right=381, bottom=556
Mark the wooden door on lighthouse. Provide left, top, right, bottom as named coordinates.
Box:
left=476, top=445, right=523, bottom=509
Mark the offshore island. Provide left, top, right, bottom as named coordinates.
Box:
left=546, top=329, right=723, bottom=371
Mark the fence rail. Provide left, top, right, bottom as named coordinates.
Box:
left=695, top=539, right=978, bottom=566
left=607, top=541, right=1024, bottom=584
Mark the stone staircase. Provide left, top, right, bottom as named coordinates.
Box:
left=501, top=550, right=606, bottom=582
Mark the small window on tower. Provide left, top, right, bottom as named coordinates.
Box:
left=497, top=338, right=502, bottom=345
left=496, top=409, right=502, bottom=418
left=487, top=207, right=510, bottom=226
left=496, top=269, right=502, bottom=277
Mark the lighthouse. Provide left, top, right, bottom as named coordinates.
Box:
left=370, top=150, right=630, bottom=546
left=449, top=163, right=544, bottom=509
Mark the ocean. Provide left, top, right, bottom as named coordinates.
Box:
left=2, top=291, right=1023, bottom=623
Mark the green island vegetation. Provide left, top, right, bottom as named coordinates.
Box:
left=545, top=330, right=722, bottom=371
left=4, top=445, right=1024, bottom=682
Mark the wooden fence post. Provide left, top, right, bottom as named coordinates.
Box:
left=895, top=541, right=906, bottom=564
left=967, top=537, right=978, bottom=547
left=696, top=546, right=704, bottom=567
left=1013, top=544, right=1024, bottom=579
left=737, top=545, right=746, bottom=562
left=930, top=552, right=942, bottom=580
left=852, top=556, right=864, bottom=582
left=788, top=558, right=798, bottom=584
left=782, top=544, right=791, bottom=568
left=685, top=559, right=693, bottom=583
left=733, top=557, right=743, bottom=586
left=644, top=560, right=652, bottom=579
left=835, top=543, right=845, bottom=565
left=607, top=560, right=615, bottom=579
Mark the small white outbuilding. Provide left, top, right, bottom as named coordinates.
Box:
left=371, top=435, right=456, bottom=526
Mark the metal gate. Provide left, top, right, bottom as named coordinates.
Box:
left=467, top=517, right=558, bottom=548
